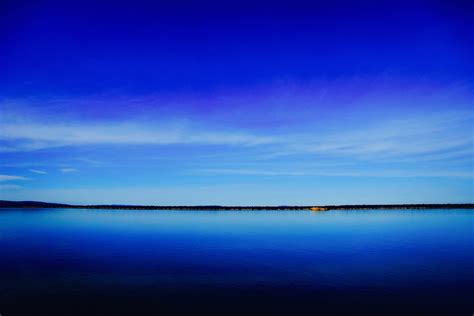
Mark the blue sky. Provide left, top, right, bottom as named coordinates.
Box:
left=1, top=0, right=473, bottom=205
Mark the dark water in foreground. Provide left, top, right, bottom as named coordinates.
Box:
left=0, top=208, right=473, bottom=315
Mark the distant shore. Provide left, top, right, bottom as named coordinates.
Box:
left=1, top=200, right=473, bottom=211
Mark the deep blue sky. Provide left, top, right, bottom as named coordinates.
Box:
left=1, top=0, right=473, bottom=205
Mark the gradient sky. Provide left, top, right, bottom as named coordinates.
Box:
left=1, top=0, right=473, bottom=205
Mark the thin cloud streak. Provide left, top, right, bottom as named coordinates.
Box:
left=198, top=168, right=473, bottom=178
left=0, top=175, right=29, bottom=182
left=60, top=168, right=78, bottom=173
left=29, top=169, right=47, bottom=174
left=75, top=158, right=104, bottom=165
left=0, top=184, right=22, bottom=190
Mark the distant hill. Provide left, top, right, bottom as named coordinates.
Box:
left=1, top=200, right=473, bottom=210
left=0, top=200, right=72, bottom=208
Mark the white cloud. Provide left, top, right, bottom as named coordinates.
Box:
left=0, top=175, right=29, bottom=182
left=29, top=169, right=47, bottom=174
left=59, top=168, right=78, bottom=173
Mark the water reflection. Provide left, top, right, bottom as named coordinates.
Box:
left=0, top=209, right=473, bottom=315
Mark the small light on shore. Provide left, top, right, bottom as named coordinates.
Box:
left=310, top=207, right=327, bottom=211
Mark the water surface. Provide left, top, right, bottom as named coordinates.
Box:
left=0, top=209, right=473, bottom=315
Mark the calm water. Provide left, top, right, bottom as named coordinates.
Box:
left=0, top=208, right=473, bottom=315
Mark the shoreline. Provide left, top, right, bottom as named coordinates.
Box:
left=1, top=201, right=473, bottom=211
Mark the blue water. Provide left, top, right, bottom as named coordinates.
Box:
left=0, top=209, right=473, bottom=315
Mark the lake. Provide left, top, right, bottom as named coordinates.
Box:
left=0, top=208, right=473, bottom=315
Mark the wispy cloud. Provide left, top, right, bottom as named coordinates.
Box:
left=0, top=184, right=22, bottom=190
left=0, top=118, right=274, bottom=152
left=59, top=168, right=78, bottom=173
left=0, top=175, right=29, bottom=182
left=29, top=169, right=47, bottom=174
left=198, top=168, right=473, bottom=178
left=75, top=158, right=104, bottom=165
left=1, top=82, right=472, bottom=169
left=0, top=81, right=471, bottom=204
left=267, top=113, right=474, bottom=163
left=1, top=108, right=471, bottom=166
